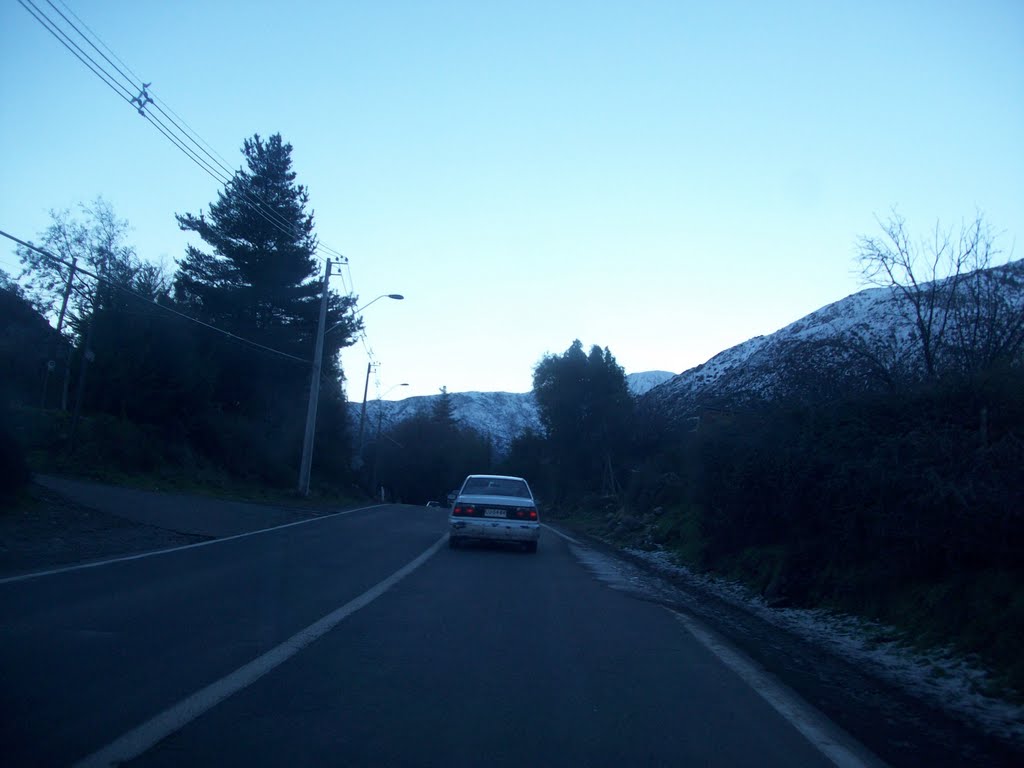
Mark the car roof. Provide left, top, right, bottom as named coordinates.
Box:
left=464, top=474, right=526, bottom=482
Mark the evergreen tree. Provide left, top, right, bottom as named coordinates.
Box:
left=171, top=133, right=361, bottom=481
left=174, top=133, right=358, bottom=361
left=533, top=340, right=634, bottom=500
left=431, top=386, right=458, bottom=429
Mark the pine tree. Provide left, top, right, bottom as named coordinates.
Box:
left=431, top=386, right=458, bottom=430
left=174, top=133, right=357, bottom=356
left=533, top=340, right=633, bottom=499
left=171, top=134, right=360, bottom=480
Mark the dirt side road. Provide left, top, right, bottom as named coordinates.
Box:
left=0, top=475, right=337, bottom=578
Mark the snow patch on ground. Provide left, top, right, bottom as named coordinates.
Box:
left=624, top=548, right=1024, bottom=748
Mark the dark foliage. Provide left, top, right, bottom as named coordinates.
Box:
left=634, top=367, right=1024, bottom=691
left=689, top=368, right=1023, bottom=582
left=0, top=405, right=31, bottom=499
left=6, top=136, right=363, bottom=491
left=533, top=340, right=634, bottom=501
left=499, top=429, right=554, bottom=504
left=161, top=133, right=360, bottom=485
left=0, top=283, right=60, bottom=409
left=372, top=399, right=493, bottom=504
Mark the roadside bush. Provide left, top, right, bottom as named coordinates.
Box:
left=190, top=410, right=298, bottom=487
left=0, top=407, right=31, bottom=499
left=70, top=414, right=165, bottom=475
left=683, top=366, right=1024, bottom=692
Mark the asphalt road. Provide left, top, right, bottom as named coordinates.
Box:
left=1, top=504, right=876, bottom=767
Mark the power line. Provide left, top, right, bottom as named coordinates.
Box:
left=53, top=0, right=144, bottom=91
left=0, top=228, right=309, bottom=364
left=49, top=0, right=259, bottom=200
left=17, top=0, right=136, bottom=108
left=0, top=251, right=25, bottom=275
left=44, top=0, right=137, bottom=94
left=20, top=0, right=351, bottom=265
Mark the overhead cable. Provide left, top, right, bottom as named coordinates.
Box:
left=20, top=0, right=350, bottom=264
left=0, top=228, right=308, bottom=364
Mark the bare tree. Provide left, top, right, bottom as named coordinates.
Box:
left=946, top=259, right=1024, bottom=374
left=856, top=210, right=1020, bottom=381
left=15, top=198, right=138, bottom=330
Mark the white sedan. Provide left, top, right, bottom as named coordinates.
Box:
left=448, top=474, right=540, bottom=553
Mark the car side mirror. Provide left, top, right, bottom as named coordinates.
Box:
left=447, top=492, right=457, bottom=503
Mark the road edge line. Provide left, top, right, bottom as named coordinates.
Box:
left=540, top=522, right=582, bottom=546
left=73, top=534, right=447, bottom=768
left=669, top=608, right=888, bottom=768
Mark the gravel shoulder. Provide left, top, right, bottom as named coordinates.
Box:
left=549, top=521, right=1024, bottom=768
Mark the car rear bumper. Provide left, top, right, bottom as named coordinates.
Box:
left=449, top=517, right=540, bottom=543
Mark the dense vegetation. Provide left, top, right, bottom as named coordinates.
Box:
left=627, top=368, right=1024, bottom=695
left=371, top=388, right=493, bottom=503
left=3, top=134, right=360, bottom=496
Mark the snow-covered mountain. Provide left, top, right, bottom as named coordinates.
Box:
left=363, top=391, right=541, bottom=455
left=360, top=263, right=1023, bottom=447
left=644, top=260, right=1024, bottom=421
left=625, top=370, right=675, bottom=395
left=362, top=371, right=677, bottom=454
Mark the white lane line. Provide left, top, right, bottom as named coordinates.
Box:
left=670, top=609, right=888, bottom=768
left=0, top=504, right=388, bottom=586
left=540, top=523, right=582, bottom=546
left=74, top=534, right=447, bottom=768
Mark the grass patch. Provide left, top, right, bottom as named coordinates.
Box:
left=11, top=406, right=362, bottom=509
left=659, top=505, right=706, bottom=566
left=845, top=569, right=1024, bottom=701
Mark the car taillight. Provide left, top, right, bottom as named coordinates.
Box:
left=453, top=504, right=476, bottom=517
left=515, top=507, right=538, bottom=520
left=529, top=508, right=538, bottom=520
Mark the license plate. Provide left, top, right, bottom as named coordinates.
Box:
left=484, top=509, right=507, bottom=518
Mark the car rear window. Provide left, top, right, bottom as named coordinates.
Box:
left=462, top=478, right=531, bottom=498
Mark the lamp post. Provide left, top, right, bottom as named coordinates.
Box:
left=351, top=295, right=405, bottom=453
left=376, top=382, right=409, bottom=440
left=371, top=382, right=408, bottom=501
left=326, top=294, right=404, bottom=336
left=299, top=287, right=404, bottom=495
left=297, top=260, right=336, bottom=495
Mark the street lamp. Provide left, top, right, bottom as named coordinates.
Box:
left=371, top=383, right=409, bottom=501
left=374, top=382, right=409, bottom=439
left=327, top=294, right=404, bottom=335
left=382, top=382, right=410, bottom=399
left=297, top=264, right=404, bottom=495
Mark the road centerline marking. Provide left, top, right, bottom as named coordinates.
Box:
left=73, top=534, right=447, bottom=768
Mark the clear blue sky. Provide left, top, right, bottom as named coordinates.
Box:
left=2, top=0, right=1022, bottom=401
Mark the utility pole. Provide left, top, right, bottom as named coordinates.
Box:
left=68, top=258, right=104, bottom=452
left=42, top=257, right=76, bottom=409
left=297, top=259, right=333, bottom=495
left=356, top=360, right=375, bottom=454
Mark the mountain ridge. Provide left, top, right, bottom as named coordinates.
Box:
left=361, top=371, right=675, bottom=454
left=362, top=260, right=1024, bottom=449
left=644, top=260, right=1024, bottom=420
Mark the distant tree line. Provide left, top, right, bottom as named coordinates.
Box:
left=371, top=388, right=493, bottom=503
